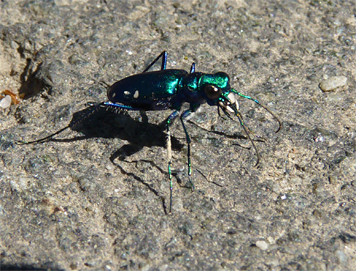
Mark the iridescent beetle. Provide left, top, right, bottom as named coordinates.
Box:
left=19, top=51, right=281, bottom=212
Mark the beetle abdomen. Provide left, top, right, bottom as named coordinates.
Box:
left=107, top=69, right=188, bottom=110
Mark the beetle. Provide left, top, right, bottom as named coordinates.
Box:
left=18, top=51, right=281, bottom=213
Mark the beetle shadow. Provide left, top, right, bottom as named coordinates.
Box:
left=51, top=106, right=184, bottom=162
left=31, top=106, right=184, bottom=214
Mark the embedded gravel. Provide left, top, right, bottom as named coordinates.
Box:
left=1, top=0, right=355, bottom=270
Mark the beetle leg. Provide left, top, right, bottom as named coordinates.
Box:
left=180, top=109, right=195, bottom=191
left=17, top=101, right=146, bottom=145
left=190, top=63, right=196, bottom=73
left=142, top=51, right=168, bottom=72
left=167, top=110, right=180, bottom=212
left=16, top=102, right=106, bottom=144
left=103, top=101, right=142, bottom=111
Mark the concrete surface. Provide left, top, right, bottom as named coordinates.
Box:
left=0, top=0, right=355, bottom=270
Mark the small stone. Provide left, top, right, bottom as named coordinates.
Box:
left=0, top=95, right=12, bottom=109
left=267, top=236, right=275, bottom=244
left=335, top=250, right=347, bottom=264
left=256, top=240, right=269, bottom=250
left=320, top=76, right=347, bottom=92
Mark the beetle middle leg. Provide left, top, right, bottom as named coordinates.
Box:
left=190, top=63, right=196, bottom=73
left=180, top=109, right=195, bottom=191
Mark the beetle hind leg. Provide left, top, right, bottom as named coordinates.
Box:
left=16, top=102, right=106, bottom=144
left=142, top=51, right=168, bottom=72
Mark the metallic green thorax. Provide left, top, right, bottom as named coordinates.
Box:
left=200, top=72, right=230, bottom=90
left=179, top=72, right=231, bottom=108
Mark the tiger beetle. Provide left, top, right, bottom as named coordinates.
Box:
left=18, top=51, right=281, bottom=213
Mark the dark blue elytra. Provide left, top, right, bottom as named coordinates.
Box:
left=18, top=51, right=281, bottom=213
left=107, top=69, right=189, bottom=110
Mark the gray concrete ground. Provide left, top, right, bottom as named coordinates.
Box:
left=0, top=0, right=355, bottom=270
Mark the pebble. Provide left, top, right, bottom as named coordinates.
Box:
left=0, top=95, right=12, bottom=109
left=256, top=240, right=269, bottom=250
left=320, top=76, right=347, bottom=92
left=335, top=250, right=347, bottom=264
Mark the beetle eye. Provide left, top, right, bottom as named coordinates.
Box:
left=204, top=85, right=222, bottom=100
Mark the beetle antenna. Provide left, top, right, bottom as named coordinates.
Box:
left=231, top=89, right=281, bottom=133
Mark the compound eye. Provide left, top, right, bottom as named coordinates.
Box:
left=204, top=85, right=222, bottom=100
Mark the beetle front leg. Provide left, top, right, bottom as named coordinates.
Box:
left=166, top=110, right=180, bottom=213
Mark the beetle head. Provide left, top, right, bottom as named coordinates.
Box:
left=200, top=72, right=231, bottom=102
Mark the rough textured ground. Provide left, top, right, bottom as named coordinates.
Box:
left=1, top=0, right=355, bottom=270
